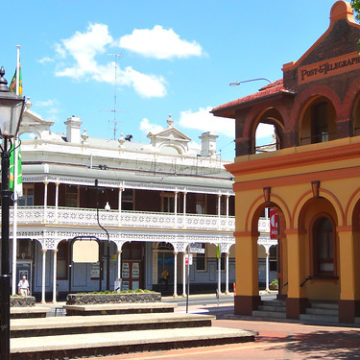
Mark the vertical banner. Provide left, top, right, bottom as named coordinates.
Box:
left=270, top=208, right=279, bottom=239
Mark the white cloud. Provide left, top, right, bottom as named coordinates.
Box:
left=54, top=23, right=167, bottom=98
left=140, top=118, right=164, bottom=134
left=121, top=67, right=166, bottom=98
left=38, top=57, right=54, bottom=64
left=54, top=43, right=67, bottom=59
left=118, top=25, right=204, bottom=59
left=34, top=99, right=56, bottom=107
left=256, top=123, right=275, bottom=140
left=33, top=99, right=60, bottom=122
left=179, top=106, right=234, bottom=138
left=55, top=23, right=113, bottom=79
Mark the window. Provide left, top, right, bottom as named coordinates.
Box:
left=57, top=241, right=68, bottom=280
left=196, top=244, right=206, bottom=271
left=311, top=102, right=328, bottom=144
left=313, top=216, right=335, bottom=276
left=122, top=189, right=134, bottom=210
left=269, top=246, right=278, bottom=272
left=17, top=239, right=32, bottom=260
left=195, top=194, right=206, bottom=214
left=18, top=186, right=34, bottom=206
left=65, top=185, right=79, bottom=207
left=161, top=193, right=175, bottom=213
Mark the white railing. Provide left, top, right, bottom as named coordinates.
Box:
left=12, top=206, right=235, bottom=232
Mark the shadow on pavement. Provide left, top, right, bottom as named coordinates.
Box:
left=260, top=330, right=360, bottom=360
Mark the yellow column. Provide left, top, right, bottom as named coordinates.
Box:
left=286, top=231, right=307, bottom=318
left=234, top=233, right=260, bottom=315
left=338, top=227, right=360, bottom=323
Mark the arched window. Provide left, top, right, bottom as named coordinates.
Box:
left=300, top=98, right=336, bottom=145
left=312, top=216, right=335, bottom=276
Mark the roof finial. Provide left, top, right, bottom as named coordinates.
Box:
left=167, top=114, right=173, bottom=128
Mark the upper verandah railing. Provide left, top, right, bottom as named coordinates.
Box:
left=11, top=206, right=271, bottom=233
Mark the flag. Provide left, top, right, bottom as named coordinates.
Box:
left=9, top=143, right=23, bottom=197
left=9, top=62, right=22, bottom=96
left=216, top=244, right=220, bottom=259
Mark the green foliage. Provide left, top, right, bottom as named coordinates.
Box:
left=269, top=279, right=279, bottom=289
left=352, top=0, right=360, bottom=21
left=76, top=289, right=154, bottom=295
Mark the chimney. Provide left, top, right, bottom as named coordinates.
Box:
left=199, top=131, right=218, bottom=158
left=65, top=115, right=82, bottom=143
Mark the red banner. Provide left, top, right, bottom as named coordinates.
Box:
left=270, top=208, right=278, bottom=239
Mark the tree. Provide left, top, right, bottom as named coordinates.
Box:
left=352, top=0, right=360, bottom=20
left=351, top=1, right=360, bottom=51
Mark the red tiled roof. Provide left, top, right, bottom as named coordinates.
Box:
left=212, top=79, right=286, bottom=114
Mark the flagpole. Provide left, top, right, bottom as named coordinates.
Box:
left=11, top=45, right=21, bottom=295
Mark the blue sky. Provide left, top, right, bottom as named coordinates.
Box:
left=2, top=0, right=340, bottom=159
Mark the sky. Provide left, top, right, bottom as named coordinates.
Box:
left=1, top=0, right=342, bottom=160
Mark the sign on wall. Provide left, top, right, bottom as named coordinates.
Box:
left=298, top=51, right=360, bottom=85
left=270, top=208, right=279, bottom=240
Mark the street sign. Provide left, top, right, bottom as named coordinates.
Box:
left=184, top=254, right=193, bottom=265
left=189, top=243, right=205, bottom=254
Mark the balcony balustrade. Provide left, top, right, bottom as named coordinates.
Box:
left=12, top=206, right=238, bottom=232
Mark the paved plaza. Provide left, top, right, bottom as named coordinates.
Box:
left=78, top=299, right=360, bottom=360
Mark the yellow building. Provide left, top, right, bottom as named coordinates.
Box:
left=212, top=1, right=360, bottom=323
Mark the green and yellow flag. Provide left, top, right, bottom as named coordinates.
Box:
left=9, top=143, right=23, bottom=197
left=216, top=244, right=220, bottom=259
left=9, top=62, right=22, bottom=96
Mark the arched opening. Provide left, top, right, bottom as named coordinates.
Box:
left=155, top=242, right=174, bottom=293
left=121, top=241, right=145, bottom=291
left=298, top=197, right=339, bottom=301
left=252, top=204, right=286, bottom=297
left=312, top=216, right=336, bottom=277
left=299, top=97, right=336, bottom=145
left=352, top=91, right=360, bottom=136
left=252, top=108, right=284, bottom=154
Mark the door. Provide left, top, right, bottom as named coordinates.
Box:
left=121, top=260, right=142, bottom=290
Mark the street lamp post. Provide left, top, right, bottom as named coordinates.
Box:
left=229, top=78, right=272, bottom=87
left=0, top=66, right=25, bottom=360
left=95, top=179, right=111, bottom=291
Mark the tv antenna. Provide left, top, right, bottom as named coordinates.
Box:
left=107, top=53, right=122, bottom=140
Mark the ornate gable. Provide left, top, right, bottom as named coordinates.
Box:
left=147, top=114, right=191, bottom=154
left=283, top=1, right=360, bottom=89
left=20, top=98, right=55, bottom=139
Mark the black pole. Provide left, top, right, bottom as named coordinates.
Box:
left=95, top=179, right=110, bottom=291
left=186, top=245, right=190, bottom=314
left=1, top=138, right=11, bottom=360
left=68, top=239, right=73, bottom=294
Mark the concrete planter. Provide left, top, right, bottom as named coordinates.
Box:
left=66, top=292, right=161, bottom=305
left=10, top=295, right=36, bottom=307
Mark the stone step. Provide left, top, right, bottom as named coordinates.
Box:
left=252, top=310, right=286, bottom=319
left=10, top=326, right=256, bottom=359
left=10, top=306, right=51, bottom=319
left=63, top=302, right=176, bottom=316
left=261, top=300, right=286, bottom=307
left=309, top=302, right=338, bottom=310
left=258, top=304, right=286, bottom=312
left=299, top=313, right=339, bottom=324
left=305, top=307, right=338, bottom=316
left=11, top=312, right=214, bottom=338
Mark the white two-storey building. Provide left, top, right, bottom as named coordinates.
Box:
left=8, top=100, right=275, bottom=302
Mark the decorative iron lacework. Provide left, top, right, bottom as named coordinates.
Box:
left=22, top=174, right=233, bottom=195
left=11, top=207, right=235, bottom=232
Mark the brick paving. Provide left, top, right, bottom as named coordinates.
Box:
left=78, top=303, right=360, bottom=360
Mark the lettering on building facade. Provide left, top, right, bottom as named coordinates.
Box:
left=298, top=52, right=360, bottom=84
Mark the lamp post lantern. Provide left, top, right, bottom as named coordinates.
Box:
left=0, top=66, right=25, bottom=360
